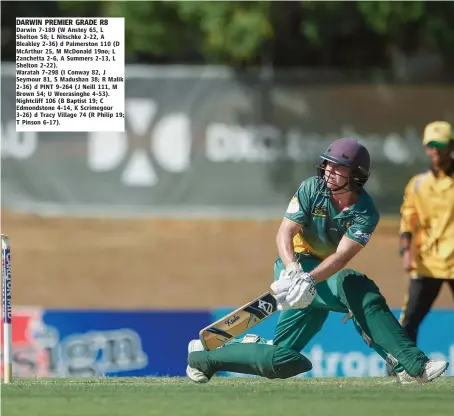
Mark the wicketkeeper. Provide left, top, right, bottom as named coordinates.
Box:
left=187, top=138, right=449, bottom=384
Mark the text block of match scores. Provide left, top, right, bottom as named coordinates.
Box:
left=16, top=17, right=125, bottom=132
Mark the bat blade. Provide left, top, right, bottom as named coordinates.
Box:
left=199, top=292, right=278, bottom=350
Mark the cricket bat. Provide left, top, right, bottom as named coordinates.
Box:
left=199, top=292, right=278, bottom=350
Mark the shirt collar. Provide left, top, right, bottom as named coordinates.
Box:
left=333, top=189, right=368, bottom=219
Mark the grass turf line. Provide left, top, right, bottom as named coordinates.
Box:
left=2, top=377, right=453, bottom=416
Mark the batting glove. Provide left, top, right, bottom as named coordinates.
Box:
left=285, top=272, right=317, bottom=309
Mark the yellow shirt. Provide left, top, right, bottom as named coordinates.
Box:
left=400, top=167, right=454, bottom=279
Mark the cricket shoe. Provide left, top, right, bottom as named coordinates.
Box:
left=186, top=339, right=210, bottom=384
left=396, top=359, right=449, bottom=384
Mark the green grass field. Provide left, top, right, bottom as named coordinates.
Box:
left=2, top=377, right=453, bottom=416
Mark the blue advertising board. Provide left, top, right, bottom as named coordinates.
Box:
left=2, top=307, right=452, bottom=379
left=212, top=308, right=454, bottom=377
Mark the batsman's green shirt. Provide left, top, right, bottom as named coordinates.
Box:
left=284, top=176, right=380, bottom=259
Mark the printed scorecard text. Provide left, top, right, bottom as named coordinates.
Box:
left=16, top=17, right=125, bottom=132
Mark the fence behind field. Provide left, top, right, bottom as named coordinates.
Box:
left=2, top=64, right=454, bottom=218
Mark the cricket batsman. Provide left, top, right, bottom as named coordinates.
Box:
left=186, top=138, right=449, bottom=384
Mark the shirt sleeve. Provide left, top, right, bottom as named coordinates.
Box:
left=345, top=209, right=380, bottom=247
left=283, top=179, right=312, bottom=226
left=399, top=176, right=419, bottom=235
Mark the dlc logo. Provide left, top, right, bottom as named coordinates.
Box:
left=88, top=99, right=192, bottom=187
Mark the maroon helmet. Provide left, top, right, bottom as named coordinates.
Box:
left=317, top=138, right=370, bottom=192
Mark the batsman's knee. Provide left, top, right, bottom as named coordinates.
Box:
left=265, top=346, right=312, bottom=379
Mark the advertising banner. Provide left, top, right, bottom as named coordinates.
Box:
left=1, top=307, right=452, bottom=378
left=0, top=308, right=211, bottom=378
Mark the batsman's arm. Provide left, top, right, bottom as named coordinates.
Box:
left=276, top=218, right=302, bottom=267
left=278, top=180, right=313, bottom=267
left=306, top=236, right=363, bottom=283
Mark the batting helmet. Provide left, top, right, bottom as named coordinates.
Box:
left=316, top=138, right=370, bottom=192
